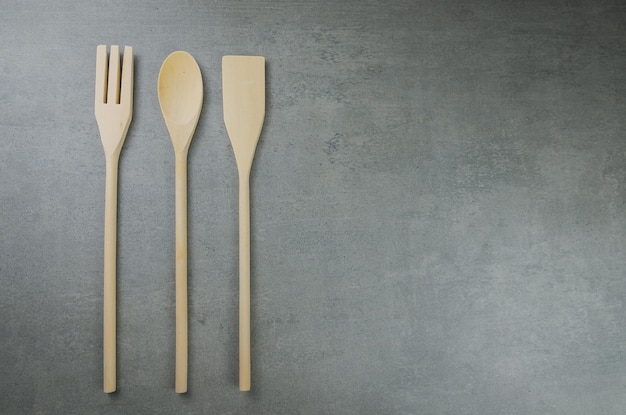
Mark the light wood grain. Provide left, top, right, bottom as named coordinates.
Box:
left=222, top=55, right=265, bottom=392
left=94, top=44, right=133, bottom=394
left=158, top=51, right=203, bottom=394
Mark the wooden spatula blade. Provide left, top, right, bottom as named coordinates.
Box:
left=222, top=55, right=265, bottom=172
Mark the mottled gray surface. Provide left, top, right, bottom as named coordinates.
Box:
left=1, top=0, right=625, bottom=413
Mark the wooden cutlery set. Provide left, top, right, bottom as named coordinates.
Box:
left=94, top=45, right=265, bottom=393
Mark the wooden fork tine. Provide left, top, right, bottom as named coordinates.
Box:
left=107, top=45, right=121, bottom=105
left=120, top=46, right=133, bottom=107
left=95, top=45, right=108, bottom=106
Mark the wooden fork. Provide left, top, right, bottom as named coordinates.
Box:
left=94, top=44, right=133, bottom=393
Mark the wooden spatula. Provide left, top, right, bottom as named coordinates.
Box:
left=222, top=55, right=265, bottom=392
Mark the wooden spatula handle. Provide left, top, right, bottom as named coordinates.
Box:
left=239, top=174, right=251, bottom=391
left=175, top=153, right=188, bottom=393
left=103, top=155, right=119, bottom=393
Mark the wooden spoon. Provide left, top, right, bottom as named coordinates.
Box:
left=158, top=51, right=203, bottom=393
left=222, top=55, right=265, bottom=392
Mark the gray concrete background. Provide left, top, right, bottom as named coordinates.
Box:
left=1, top=0, right=625, bottom=414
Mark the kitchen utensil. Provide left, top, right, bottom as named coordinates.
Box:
left=94, top=44, right=133, bottom=393
left=222, top=55, right=265, bottom=392
left=158, top=51, right=203, bottom=393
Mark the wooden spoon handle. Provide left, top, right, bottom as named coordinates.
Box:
left=103, top=155, right=119, bottom=393
left=175, top=153, right=188, bottom=393
left=239, top=174, right=251, bottom=391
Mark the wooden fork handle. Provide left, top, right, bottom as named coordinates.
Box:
left=103, top=155, right=119, bottom=393
left=239, top=173, right=251, bottom=391
left=175, top=153, right=188, bottom=393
